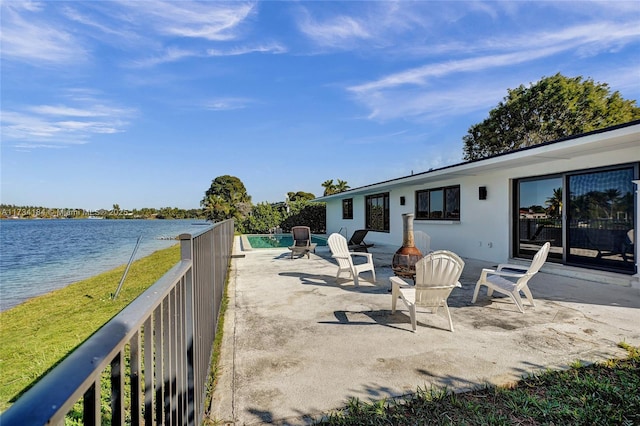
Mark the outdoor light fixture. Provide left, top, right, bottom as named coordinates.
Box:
left=479, top=186, right=487, bottom=200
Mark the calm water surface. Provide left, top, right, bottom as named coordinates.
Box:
left=0, top=219, right=210, bottom=311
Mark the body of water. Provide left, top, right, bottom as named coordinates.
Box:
left=0, top=219, right=210, bottom=312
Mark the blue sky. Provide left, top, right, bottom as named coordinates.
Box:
left=1, top=1, right=639, bottom=210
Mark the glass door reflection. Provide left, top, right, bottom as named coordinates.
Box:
left=567, top=167, right=635, bottom=273
left=516, top=176, right=563, bottom=262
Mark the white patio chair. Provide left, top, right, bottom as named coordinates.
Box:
left=327, top=233, right=376, bottom=286
left=414, top=230, right=432, bottom=257
left=390, top=250, right=465, bottom=332
left=472, top=242, right=550, bottom=313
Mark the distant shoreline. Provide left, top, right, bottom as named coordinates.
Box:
left=0, top=205, right=205, bottom=220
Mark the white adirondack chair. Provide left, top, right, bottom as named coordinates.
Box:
left=472, top=242, right=550, bottom=313
left=327, top=233, right=376, bottom=286
left=390, top=250, right=465, bottom=332
left=414, top=230, right=432, bottom=257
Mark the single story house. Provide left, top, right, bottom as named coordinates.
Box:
left=317, top=120, right=640, bottom=287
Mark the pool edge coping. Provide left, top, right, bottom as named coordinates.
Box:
left=239, top=233, right=329, bottom=251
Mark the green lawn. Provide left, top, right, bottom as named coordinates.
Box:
left=0, top=245, right=180, bottom=412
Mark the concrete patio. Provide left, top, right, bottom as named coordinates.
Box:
left=209, top=238, right=640, bottom=425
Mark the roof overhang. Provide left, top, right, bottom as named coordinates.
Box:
left=315, top=121, right=640, bottom=201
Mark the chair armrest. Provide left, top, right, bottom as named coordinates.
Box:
left=349, top=252, right=373, bottom=262
left=496, top=263, right=528, bottom=273
left=331, top=254, right=350, bottom=260
left=486, top=269, right=528, bottom=279
left=389, top=276, right=411, bottom=288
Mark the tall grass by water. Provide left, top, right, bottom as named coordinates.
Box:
left=0, top=244, right=180, bottom=412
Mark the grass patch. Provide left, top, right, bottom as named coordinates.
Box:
left=202, top=260, right=231, bottom=424
left=0, top=244, right=180, bottom=412
left=317, top=342, right=640, bottom=425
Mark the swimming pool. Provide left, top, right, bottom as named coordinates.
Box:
left=243, top=233, right=327, bottom=249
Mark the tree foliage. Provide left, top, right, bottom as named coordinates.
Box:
left=201, top=175, right=252, bottom=225
left=321, top=179, right=350, bottom=196
left=280, top=200, right=326, bottom=233
left=287, top=191, right=316, bottom=202
left=199, top=177, right=326, bottom=233
left=463, top=73, right=640, bottom=160
left=241, top=202, right=284, bottom=234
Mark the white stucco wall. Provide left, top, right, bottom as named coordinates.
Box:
left=325, top=141, right=639, bottom=266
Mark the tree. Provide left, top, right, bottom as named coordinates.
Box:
left=545, top=188, right=562, bottom=218
left=321, top=179, right=350, bottom=196
left=463, top=73, right=640, bottom=160
left=280, top=199, right=326, bottom=233
left=201, top=175, right=252, bottom=224
left=242, top=202, right=283, bottom=234
left=335, top=179, right=350, bottom=193
left=287, top=191, right=316, bottom=202
left=322, top=179, right=336, bottom=196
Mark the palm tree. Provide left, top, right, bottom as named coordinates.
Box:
left=545, top=188, right=562, bottom=218
left=603, top=188, right=622, bottom=219
left=322, top=179, right=336, bottom=196
left=335, top=179, right=350, bottom=193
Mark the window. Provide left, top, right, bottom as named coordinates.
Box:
left=342, top=198, right=353, bottom=219
left=365, top=192, right=389, bottom=231
left=415, top=185, right=460, bottom=220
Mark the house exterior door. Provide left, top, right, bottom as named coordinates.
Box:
left=514, top=164, right=637, bottom=274
left=566, top=166, right=635, bottom=273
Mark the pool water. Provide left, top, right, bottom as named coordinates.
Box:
left=246, top=234, right=327, bottom=249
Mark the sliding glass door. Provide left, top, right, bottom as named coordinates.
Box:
left=566, top=167, right=635, bottom=273
left=515, top=176, right=563, bottom=262
left=514, top=164, right=636, bottom=274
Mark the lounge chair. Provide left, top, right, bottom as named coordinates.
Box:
left=390, top=250, right=464, bottom=332
left=472, top=242, right=550, bottom=313
left=348, top=229, right=374, bottom=252
left=288, top=226, right=317, bottom=259
left=328, top=233, right=376, bottom=286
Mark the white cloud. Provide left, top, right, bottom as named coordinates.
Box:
left=346, top=19, right=640, bottom=122
left=297, top=11, right=371, bottom=48
left=203, top=97, right=254, bottom=111
left=207, top=42, right=287, bottom=57
left=1, top=1, right=264, bottom=70
left=29, top=105, right=111, bottom=117
left=0, top=2, right=87, bottom=65
left=349, top=47, right=562, bottom=95
left=114, top=0, right=256, bottom=41
left=1, top=93, right=135, bottom=149
left=130, top=47, right=203, bottom=68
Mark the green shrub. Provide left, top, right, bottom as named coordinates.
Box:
left=280, top=201, right=326, bottom=233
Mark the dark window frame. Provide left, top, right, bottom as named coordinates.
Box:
left=342, top=198, right=353, bottom=220
left=365, top=192, right=390, bottom=232
left=512, top=162, right=638, bottom=275
left=415, top=185, right=461, bottom=220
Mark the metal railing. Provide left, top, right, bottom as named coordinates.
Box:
left=1, top=219, right=234, bottom=425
